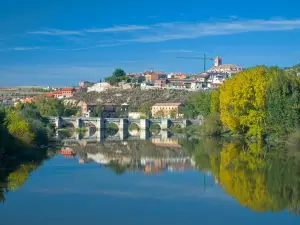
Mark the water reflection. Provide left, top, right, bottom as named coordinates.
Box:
left=1, top=131, right=300, bottom=217
left=56, top=127, right=176, bottom=142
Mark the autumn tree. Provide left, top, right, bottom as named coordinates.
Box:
left=4, top=110, right=35, bottom=145
left=218, top=142, right=277, bottom=212
left=220, top=66, right=269, bottom=138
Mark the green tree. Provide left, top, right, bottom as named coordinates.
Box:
left=203, top=113, right=222, bottom=136
left=5, top=110, right=35, bottom=145
left=138, top=76, right=146, bottom=83
left=139, top=102, right=153, bottom=118
left=184, top=91, right=212, bottom=119
left=211, top=89, right=220, bottom=113
left=113, top=68, right=126, bottom=77
left=105, top=76, right=119, bottom=86
left=265, top=67, right=300, bottom=141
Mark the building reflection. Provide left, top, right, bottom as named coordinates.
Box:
left=60, top=136, right=196, bottom=175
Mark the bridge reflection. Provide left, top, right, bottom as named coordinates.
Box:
left=56, top=127, right=184, bottom=143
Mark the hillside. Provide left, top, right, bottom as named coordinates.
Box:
left=70, top=88, right=193, bottom=111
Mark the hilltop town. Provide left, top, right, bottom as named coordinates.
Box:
left=0, top=56, right=244, bottom=119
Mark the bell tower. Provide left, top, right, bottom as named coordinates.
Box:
left=214, top=56, right=222, bottom=67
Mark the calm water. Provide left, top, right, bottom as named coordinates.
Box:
left=1, top=132, right=300, bottom=225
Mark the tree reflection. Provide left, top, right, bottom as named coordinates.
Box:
left=186, top=138, right=300, bottom=214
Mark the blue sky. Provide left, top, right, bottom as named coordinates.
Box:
left=1, top=0, right=300, bottom=86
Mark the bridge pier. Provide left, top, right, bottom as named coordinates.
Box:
left=181, top=120, right=187, bottom=128
left=119, top=119, right=128, bottom=130
left=140, top=119, right=149, bottom=130
left=96, top=118, right=105, bottom=130
left=75, top=118, right=82, bottom=129
left=161, top=119, right=169, bottom=130
left=55, top=117, right=63, bottom=129
left=119, top=129, right=128, bottom=140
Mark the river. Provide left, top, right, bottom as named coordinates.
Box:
left=0, top=130, right=300, bottom=224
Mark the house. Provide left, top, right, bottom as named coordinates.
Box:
left=51, top=87, right=76, bottom=99
left=143, top=71, right=167, bottom=83
left=102, top=103, right=117, bottom=118
left=186, top=81, right=204, bottom=90
left=81, top=102, right=97, bottom=117
left=154, top=79, right=167, bottom=88
left=207, top=56, right=244, bottom=76
left=207, top=73, right=229, bottom=88
left=78, top=81, right=94, bottom=87
left=127, top=73, right=140, bottom=82
left=166, top=81, right=186, bottom=89
left=151, top=103, right=184, bottom=119
left=53, top=90, right=63, bottom=98
left=61, top=87, right=76, bottom=97
left=192, top=73, right=210, bottom=82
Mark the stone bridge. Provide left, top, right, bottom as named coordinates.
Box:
left=48, top=117, right=202, bottom=130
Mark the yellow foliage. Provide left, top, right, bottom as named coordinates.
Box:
left=5, top=110, right=35, bottom=144
left=219, top=143, right=276, bottom=212
left=220, top=67, right=269, bottom=138
left=7, top=163, right=36, bottom=191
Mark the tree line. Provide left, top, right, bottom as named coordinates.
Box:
left=184, top=65, right=300, bottom=143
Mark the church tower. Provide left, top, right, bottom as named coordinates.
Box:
left=214, top=56, right=222, bottom=67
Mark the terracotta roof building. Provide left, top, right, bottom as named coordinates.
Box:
left=143, top=71, right=167, bottom=83
left=151, top=102, right=184, bottom=119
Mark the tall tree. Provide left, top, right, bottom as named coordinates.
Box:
left=220, top=66, right=269, bottom=138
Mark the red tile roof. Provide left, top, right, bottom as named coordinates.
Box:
left=62, top=87, right=75, bottom=92
left=45, top=92, right=54, bottom=97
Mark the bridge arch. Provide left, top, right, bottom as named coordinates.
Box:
left=128, top=122, right=140, bottom=136
left=105, top=121, right=119, bottom=137
left=61, top=120, right=76, bottom=129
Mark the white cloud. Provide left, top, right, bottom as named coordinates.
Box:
left=28, top=28, right=83, bottom=36
left=84, top=25, right=150, bottom=33
left=124, top=18, right=300, bottom=43
left=12, top=47, right=43, bottom=51
left=21, top=18, right=300, bottom=48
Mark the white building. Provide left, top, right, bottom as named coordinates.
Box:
left=207, top=56, right=244, bottom=76
left=87, top=82, right=111, bottom=93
